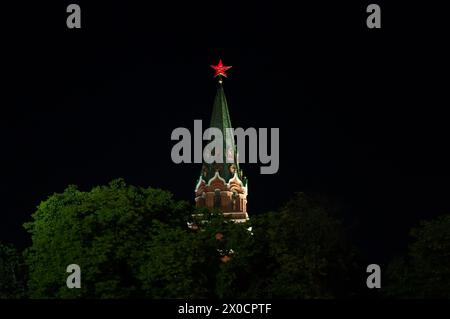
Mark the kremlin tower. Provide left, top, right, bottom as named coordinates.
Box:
left=194, top=60, right=249, bottom=223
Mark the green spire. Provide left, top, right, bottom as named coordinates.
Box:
left=210, top=83, right=232, bottom=135
left=200, top=82, right=245, bottom=184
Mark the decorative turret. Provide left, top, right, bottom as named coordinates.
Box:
left=194, top=60, right=249, bottom=223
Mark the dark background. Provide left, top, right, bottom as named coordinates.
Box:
left=2, top=1, right=449, bottom=264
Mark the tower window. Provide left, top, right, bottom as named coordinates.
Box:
left=214, top=190, right=221, bottom=208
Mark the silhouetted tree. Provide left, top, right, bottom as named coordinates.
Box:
left=258, top=193, right=356, bottom=298
left=0, top=242, right=26, bottom=298
left=212, top=192, right=358, bottom=298
left=386, top=214, right=450, bottom=298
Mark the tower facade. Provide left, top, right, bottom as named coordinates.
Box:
left=194, top=60, right=248, bottom=223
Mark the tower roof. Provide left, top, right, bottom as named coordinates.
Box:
left=197, top=77, right=247, bottom=187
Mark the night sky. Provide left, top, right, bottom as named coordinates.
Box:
left=2, top=1, right=449, bottom=265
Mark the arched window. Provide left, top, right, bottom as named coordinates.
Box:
left=214, top=190, right=221, bottom=208
left=232, top=191, right=237, bottom=211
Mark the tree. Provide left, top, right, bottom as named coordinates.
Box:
left=0, top=242, right=26, bottom=298
left=211, top=192, right=358, bottom=298
left=24, top=180, right=356, bottom=299
left=24, top=179, right=193, bottom=298
left=138, top=210, right=244, bottom=298
left=23, top=178, right=255, bottom=299
left=386, top=214, right=450, bottom=298
left=250, top=193, right=356, bottom=298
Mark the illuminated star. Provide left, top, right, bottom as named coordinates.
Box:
left=210, top=59, right=232, bottom=78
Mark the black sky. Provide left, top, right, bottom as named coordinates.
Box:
left=2, top=1, right=450, bottom=263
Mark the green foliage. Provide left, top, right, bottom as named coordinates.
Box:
left=0, top=242, right=26, bottom=298
left=244, top=193, right=356, bottom=298
left=24, top=181, right=357, bottom=299
left=386, top=214, right=450, bottom=298
left=138, top=221, right=208, bottom=298
left=192, top=193, right=356, bottom=299
left=24, top=179, right=193, bottom=298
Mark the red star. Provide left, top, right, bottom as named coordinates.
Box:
left=210, top=59, right=232, bottom=78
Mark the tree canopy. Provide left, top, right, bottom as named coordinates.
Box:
left=245, top=193, right=357, bottom=298
left=22, top=180, right=358, bottom=299
left=19, top=179, right=450, bottom=299
left=24, top=179, right=195, bottom=298
left=386, top=214, right=450, bottom=298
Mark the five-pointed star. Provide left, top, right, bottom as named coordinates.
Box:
left=210, top=59, right=232, bottom=78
